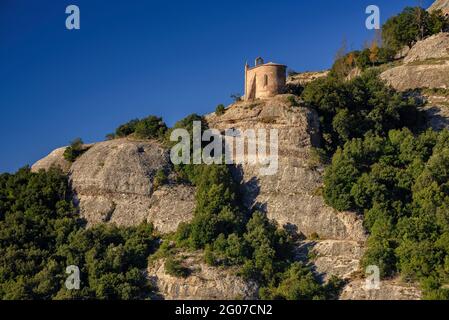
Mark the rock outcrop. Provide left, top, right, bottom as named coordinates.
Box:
left=340, top=279, right=421, bottom=300
left=33, top=94, right=425, bottom=299
left=69, top=138, right=195, bottom=232
left=31, top=146, right=71, bottom=173
left=287, top=71, right=329, bottom=86
left=147, top=184, right=196, bottom=234
left=34, top=138, right=195, bottom=233
left=205, top=95, right=367, bottom=286
left=205, top=95, right=366, bottom=243
left=147, top=252, right=258, bottom=300
left=381, top=33, right=449, bottom=91
left=381, top=61, right=449, bottom=91
left=403, top=33, right=449, bottom=64
left=429, top=0, right=449, bottom=15
left=295, top=240, right=365, bottom=281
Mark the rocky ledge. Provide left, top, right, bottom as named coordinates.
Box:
left=147, top=252, right=259, bottom=300
left=381, top=33, right=449, bottom=91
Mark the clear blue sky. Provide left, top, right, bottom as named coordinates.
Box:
left=0, top=0, right=434, bottom=173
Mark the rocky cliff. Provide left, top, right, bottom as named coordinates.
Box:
left=429, top=0, right=449, bottom=15
left=379, top=32, right=449, bottom=134
left=205, top=96, right=367, bottom=285
left=34, top=94, right=421, bottom=300
left=146, top=96, right=369, bottom=299
left=205, top=95, right=366, bottom=243
left=32, top=146, right=72, bottom=173
left=33, top=138, right=195, bottom=234
left=381, top=33, right=449, bottom=91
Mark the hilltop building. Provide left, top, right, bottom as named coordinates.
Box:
left=244, top=57, right=287, bottom=101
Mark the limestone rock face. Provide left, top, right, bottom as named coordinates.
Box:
left=295, top=240, right=365, bottom=281
left=381, top=62, right=449, bottom=91
left=205, top=96, right=366, bottom=243
left=205, top=96, right=368, bottom=290
left=68, top=138, right=194, bottom=232
left=404, top=33, right=449, bottom=64
left=429, top=0, right=449, bottom=15
left=147, top=184, right=196, bottom=234
left=147, top=253, right=258, bottom=300
left=287, top=71, right=329, bottom=86
left=381, top=33, right=449, bottom=91
left=31, top=146, right=71, bottom=173
left=340, top=279, right=421, bottom=300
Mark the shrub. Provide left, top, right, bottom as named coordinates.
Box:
left=115, top=119, right=139, bottom=137
left=307, top=148, right=328, bottom=169
left=287, top=95, right=299, bottom=107
left=105, top=133, right=116, bottom=140
left=134, top=116, right=167, bottom=140
left=215, top=104, right=226, bottom=116
left=153, top=169, right=168, bottom=190
left=113, top=116, right=167, bottom=140
left=164, top=257, right=190, bottom=278
left=63, top=138, right=87, bottom=162
left=230, top=93, right=242, bottom=102
left=259, top=263, right=345, bottom=300
left=309, top=232, right=320, bottom=241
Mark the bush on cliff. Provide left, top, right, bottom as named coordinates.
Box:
left=215, top=104, right=225, bottom=116
left=323, top=128, right=449, bottom=298
left=63, top=138, right=88, bottom=162
left=112, top=115, right=167, bottom=140
left=302, top=70, right=423, bottom=155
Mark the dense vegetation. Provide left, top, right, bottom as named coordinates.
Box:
left=305, top=5, right=449, bottom=300
left=330, top=44, right=395, bottom=79
left=323, top=129, right=449, bottom=299
left=302, top=70, right=423, bottom=155
left=108, top=115, right=167, bottom=140
left=382, top=7, right=449, bottom=52
left=0, top=167, right=156, bottom=299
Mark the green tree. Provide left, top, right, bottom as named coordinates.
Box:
left=63, top=138, right=87, bottom=162
left=382, top=7, right=449, bottom=52
left=302, top=70, right=422, bottom=154
left=115, top=119, right=139, bottom=137
left=215, top=104, right=226, bottom=116
left=324, top=128, right=449, bottom=293
left=134, top=115, right=167, bottom=140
